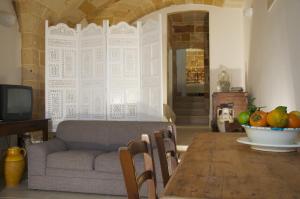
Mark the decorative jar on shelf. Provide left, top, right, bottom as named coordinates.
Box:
left=216, top=65, right=231, bottom=92
left=4, top=147, right=26, bottom=187
left=217, top=107, right=234, bottom=132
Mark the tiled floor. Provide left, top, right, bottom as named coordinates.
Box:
left=0, top=180, right=126, bottom=199
left=0, top=125, right=211, bottom=199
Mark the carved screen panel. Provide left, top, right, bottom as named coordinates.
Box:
left=140, top=19, right=163, bottom=120
left=78, top=24, right=106, bottom=120
left=106, top=22, right=140, bottom=120
left=46, top=22, right=78, bottom=130
left=46, top=19, right=164, bottom=130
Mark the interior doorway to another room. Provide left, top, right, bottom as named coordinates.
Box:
left=167, top=11, right=210, bottom=127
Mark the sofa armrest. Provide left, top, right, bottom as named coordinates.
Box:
left=28, top=138, right=67, bottom=176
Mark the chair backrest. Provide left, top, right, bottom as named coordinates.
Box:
left=119, top=134, right=157, bottom=199
left=154, top=129, right=179, bottom=187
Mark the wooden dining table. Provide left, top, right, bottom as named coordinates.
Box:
left=161, top=133, right=300, bottom=199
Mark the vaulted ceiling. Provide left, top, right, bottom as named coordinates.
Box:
left=32, top=0, right=245, bottom=25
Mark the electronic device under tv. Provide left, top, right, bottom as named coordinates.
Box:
left=0, top=84, right=33, bottom=121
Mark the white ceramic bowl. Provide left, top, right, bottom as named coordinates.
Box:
left=242, top=125, right=300, bottom=145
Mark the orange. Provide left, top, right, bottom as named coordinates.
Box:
left=267, top=109, right=288, bottom=128
left=288, top=112, right=300, bottom=128
left=290, top=111, right=300, bottom=118
left=249, top=111, right=268, bottom=127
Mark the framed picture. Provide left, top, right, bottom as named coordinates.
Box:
left=267, top=0, right=277, bottom=12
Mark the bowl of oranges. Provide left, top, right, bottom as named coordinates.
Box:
left=238, top=106, right=300, bottom=145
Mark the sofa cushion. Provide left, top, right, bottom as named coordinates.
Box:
left=106, top=122, right=173, bottom=151
left=46, top=168, right=124, bottom=180
left=94, top=151, right=144, bottom=174
left=94, top=149, right=163, bottom=182
left=56, top=121, right=110, bottom=151
left=47, top=150, right=103, bottom=170
left=56, top=120, right=172, bottom=151
left=94, top=152, right=119, bottom=173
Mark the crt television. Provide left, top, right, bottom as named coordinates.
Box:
left=0, top=84, right=33, bottom=121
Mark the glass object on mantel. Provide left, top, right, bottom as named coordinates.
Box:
left=217, top=65, right=231, bottom=92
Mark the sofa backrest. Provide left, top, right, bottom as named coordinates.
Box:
left=56, top=120, right=173, bottom=151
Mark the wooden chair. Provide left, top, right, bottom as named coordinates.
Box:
left=119, top=134, right=158, bottom=199
left=154, top=129, right=179, bottom=187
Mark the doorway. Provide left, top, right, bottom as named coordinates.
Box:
left=167, top=11, right=210, bottom=127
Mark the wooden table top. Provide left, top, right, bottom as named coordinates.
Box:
left=162, top=133, right=300, bottom=199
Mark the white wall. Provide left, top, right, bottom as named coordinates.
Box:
left=138, top=4, right=245, bottom=120
left=243, top=0, right=253, bottom=89
left=176, top=49, right=186, bottom=96
left=247, top=0, right=300, bottom=111
left=0, top=0, right=21, bottom=186
left=0, top=0, right=21, bottom=85
left=209, top=6, right=245, bottom=94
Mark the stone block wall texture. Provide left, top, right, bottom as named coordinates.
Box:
left=14, top=0, right=232, bottom=117
left=15, top=0, right=53, bottom=118
left=168, top=11, right=209, bottom=51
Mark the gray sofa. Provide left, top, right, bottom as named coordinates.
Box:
left=28, top=120, right=174, bottom=196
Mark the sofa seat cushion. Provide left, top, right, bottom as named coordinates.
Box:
left=47, top=150, right=103, bottom=170
left=94, top=151, right=143, bottom=174
left=46, top=168, right=124, bottom=180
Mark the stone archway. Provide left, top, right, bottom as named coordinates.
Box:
left=167, top=11, right=210, bottom=126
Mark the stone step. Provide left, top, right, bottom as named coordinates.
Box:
left=174, top=96, right=209, bottom=103
left=176, top=115, right=209, bottom=125
left=173, top=101, right=208, bottom=109
left=174, top=108, right=209, bottom=116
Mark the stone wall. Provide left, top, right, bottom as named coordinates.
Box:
left=15, top=0, right=54, bottom=118
left=168, top=11, right=209, bottom=55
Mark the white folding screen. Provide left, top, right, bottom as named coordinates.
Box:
left=107, top=22, right=140, bottom=120
left=45, top=22, right=78, bottom=130
left=140, top=19, right=163, bottom=120
left=79, top=23, right=107, bottom=120
left=46, top=18, right=163, bottom=130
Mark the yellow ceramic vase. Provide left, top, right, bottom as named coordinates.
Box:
left=4, top=147, right=26, bottom=187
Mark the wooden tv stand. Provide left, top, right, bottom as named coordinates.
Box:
left=0, top=119, right=49, bottom=141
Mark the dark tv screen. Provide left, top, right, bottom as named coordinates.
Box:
left=7, top=88, right=32, bottom=113
left=0, top=84, right=33, bottom=121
